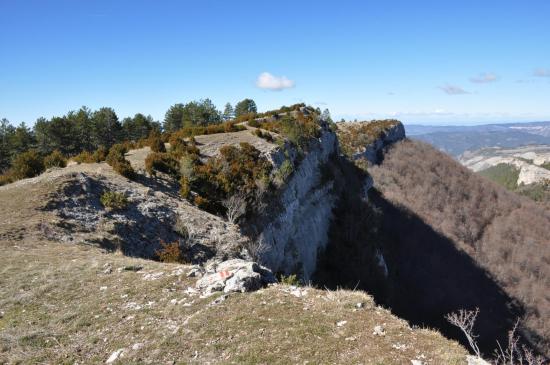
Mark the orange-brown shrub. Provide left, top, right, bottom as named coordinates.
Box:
left=156, top=241, right=186, bottom=263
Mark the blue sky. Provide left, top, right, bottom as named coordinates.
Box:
left=1, top=0, right=549, bottom=125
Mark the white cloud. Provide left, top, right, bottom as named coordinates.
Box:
left=439, top=84, right=469, bottom=95
left=256, top=72, right=295, bottom=91
left=534, top=68, right=550, bottom=77
left=470, top=73, right=498, bottom=83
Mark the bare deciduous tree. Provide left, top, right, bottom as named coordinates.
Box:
left=446, top=309, right=546, bottom=365
left=222, top=193, right=247, bottom=224
left=494, top=320, right=546, bottom=365
left=445, top=308, right=482, bottom=358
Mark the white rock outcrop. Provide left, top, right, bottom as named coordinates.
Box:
left=195, top=259, right=276, bottom=294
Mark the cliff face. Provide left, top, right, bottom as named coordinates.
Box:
left=257, top=121, right=407, bottom=281
left=257, top=128, right=338, bottom=280
left=350, top=122, right=406, bottom=164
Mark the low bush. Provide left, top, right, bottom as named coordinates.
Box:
left=168, top=121, right=245, bottom=141
left=156, top=241, right=187, bottom=263
left=179, top=176, right=190, bottom=198
left=100, top=191, right=128, bottom=210
left=247, top=119, right=260, bottom=128
left=72, top=151, right=94, bottom=164
left=106, top=144, right=135, bottom=179
left=148, top=131, right=166, bottom=153
left=168, top=132, right=200, bottom=159
left=145, top=152, right=179, bottom=177
left=279, top=274, right=300, bottom=286
left=73, top=146, right=108, bottom=164
left=193, top=195, right=210, bottom=210
left=11, top=150, right=45, bottom=180
left=253, top=128, right=274, bottom=142
left=44, top=150, right=67, bottom=169
left=0, top=172, right=14, bottom=186
left=189, top=142, right=272, bottom=216
left=274, top=159, right=294, bottom=185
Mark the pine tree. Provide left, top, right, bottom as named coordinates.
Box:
left=235, top=99, right=257, bottom=117
left=223, top=103, right=234, bottom=121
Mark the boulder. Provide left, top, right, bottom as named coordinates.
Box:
left=195, top=259, right=276, bottom=294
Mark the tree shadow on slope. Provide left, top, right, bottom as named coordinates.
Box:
left=314, top=158, right=524, bottom=357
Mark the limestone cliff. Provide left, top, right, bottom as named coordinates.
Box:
left=257, top=126, right=338, bottom=280
left=337, top=120, right=406, bottom=164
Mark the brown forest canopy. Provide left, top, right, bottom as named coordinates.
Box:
left=369, top=139, right=550, bottom=355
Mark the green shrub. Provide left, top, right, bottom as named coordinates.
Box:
left=179, top=154, right=198, bottom=181
left=279, top=274, right=300, bottom=286
left=145, top=152, right=179, bottom=177
left=168, top=132, right=201, bottom=159
left=248, top=119, right=260, bottom=128
left=106, top=144, right=135, bottom=179
left=73, top=151, right=93, bottom=164
left=11, top=150, right=45, bottom=180
left=179, top=176, right=190, bottom=198
left=73, top=146, right=108, bottom=164
left=93, top=146, right=108, bottom=162
left=100, top=191, right=128, bottom=210
left=44, top=150, right=67, bottom=169
left=149, top=133, right=166, bottom=153
left=107, top=143, right=128, bottom=159
left=275, top=159, right=294, bottom=184
left=167, top=122, right=245, bottom=141
left=253, top=128, right=274, bottom=142
left=260, top=111, right=321, bottom=149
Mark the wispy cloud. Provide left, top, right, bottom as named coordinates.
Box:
left=256, top=72, right=295, bottom=91
left=439, top=84, right=469, bottom=95
left=533, top=68, right=550, bottom=77
left=470, top=73, right=498, bottom=83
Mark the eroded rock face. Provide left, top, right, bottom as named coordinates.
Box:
left=257, top=128, right=339, bottom=281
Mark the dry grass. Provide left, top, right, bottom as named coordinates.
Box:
left=0, top=239, right=469, bottom=364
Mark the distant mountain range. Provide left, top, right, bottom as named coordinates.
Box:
left=407, top=121, right=550, bottom=157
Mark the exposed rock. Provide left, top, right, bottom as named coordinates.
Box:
left=351, top=121, right=406, bottom=164
left=186, top=265, right=205, bottom=278
left=106, top=348, right=124, bottom=363
left=466, top=355, right=491, bottom=365
left=257, top=127, right=338, bottom=281
left=195, top=259, right=276, bottom=294
left=373, top=325, right=386, bottom=336
left=459, top=145, right=550, bottom=185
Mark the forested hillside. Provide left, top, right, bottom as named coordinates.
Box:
left=368, top=140, right=550, bottom=356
